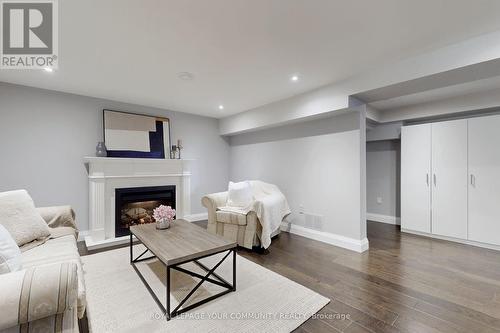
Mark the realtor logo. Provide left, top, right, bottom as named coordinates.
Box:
left=1, top=0, right=58, bottom=69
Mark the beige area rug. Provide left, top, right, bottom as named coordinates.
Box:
left=82, top=245, right=329, bottom=333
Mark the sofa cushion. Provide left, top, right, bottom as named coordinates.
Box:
left=21, top=234, right=86, bottom=318
left=216, top=210, right=247, bottom=226
left=0, top=224, right=22, bottom=274
left=36, top=205, right=76, bottom=230
left=0, top=190, right=50, bottom=247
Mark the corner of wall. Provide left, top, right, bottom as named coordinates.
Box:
left=357, top=107, right=368, bottom=241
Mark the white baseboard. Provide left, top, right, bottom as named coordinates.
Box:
left=183, top=212, right=208, bottom=222
left=280, top=222, right=369, bottom=253
left=402, top=228, right=500, bottom=252
left=367, top=213, right=400, bottom=225
left=84, top=234, right=136, bottom=251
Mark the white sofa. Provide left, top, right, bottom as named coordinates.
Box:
left=0, top=206, right=85, bottom=333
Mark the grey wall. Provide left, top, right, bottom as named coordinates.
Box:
left=366, top=140, right=400, bottom=218
left=0, top=82, right=230, bottom=231
left=366, top=121, right=402, bottom=142
left=229, top=112, right=366, bottom=241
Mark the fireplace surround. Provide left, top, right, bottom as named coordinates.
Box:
left=84, top=157, right=192, bottom=250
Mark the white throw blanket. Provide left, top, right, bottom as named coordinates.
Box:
left=218, top=181, right=291, bottom=248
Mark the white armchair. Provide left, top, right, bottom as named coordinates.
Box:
left=202, top=191, right=263, bottom=249
left=202, top=185, right=286, bottom=250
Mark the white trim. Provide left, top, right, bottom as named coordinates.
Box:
left=84, top=234, right=136, bottom=251
left=77, top=230, right=89, bottom=242
left=184, top=212, right=208, bottom=222
left=367, top=213, right=401, bottom=225
left=83, top=157, right=195, bottom=163
left=88, top=173, right=191, bottom=180
left=280, top=222, right=369, bottom=253
left=84, top=156, right=192, bottom=245
left=402, top=228, right=500, bottom=252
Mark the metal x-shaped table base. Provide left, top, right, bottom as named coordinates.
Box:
left=130, top=234, right=237, bottom=321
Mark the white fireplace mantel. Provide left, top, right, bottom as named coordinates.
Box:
left=83, top=157, right=193, bottom=249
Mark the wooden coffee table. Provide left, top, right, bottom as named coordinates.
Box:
left=129, top=220, right=237, bottom=320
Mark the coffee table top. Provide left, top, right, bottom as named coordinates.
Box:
left=130, top=219, right=237, bottom=266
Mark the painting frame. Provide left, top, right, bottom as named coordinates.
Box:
left=102, top=109, right=171, bottom=159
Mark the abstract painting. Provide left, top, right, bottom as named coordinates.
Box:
left=103, top=110, right=171, bottom=159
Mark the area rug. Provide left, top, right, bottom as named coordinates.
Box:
left=82, top=245, right=329, bottom=333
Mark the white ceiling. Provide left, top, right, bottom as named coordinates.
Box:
left=2, top=0, right=500, bottom=118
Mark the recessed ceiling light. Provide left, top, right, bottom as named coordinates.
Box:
left=177, top=72, right=194, bottom=80
left=44, top=67, right=53, bottom=73
left=290, top=75, right=299, bottom=82
left=218, top=105, right=224, bottom=110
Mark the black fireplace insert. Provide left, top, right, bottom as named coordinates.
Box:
left=115, top=185, right=176, bottom=237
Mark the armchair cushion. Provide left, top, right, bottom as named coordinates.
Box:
left=227, top=181, right=253, bottom=208
left=0, top=262, right=77, bottom=330
left=215, top=210, right=247, bottom=226
left=0, top=190, right=50, bottom=247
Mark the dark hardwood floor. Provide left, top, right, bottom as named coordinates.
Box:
left=78, top=221, right=500, bottom=333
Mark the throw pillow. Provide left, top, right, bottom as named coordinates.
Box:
left=227, top=181, right=253, bottom=208
left=0, top=224, right=22, bottom=274
left=0, top=190, right=51, bottom=246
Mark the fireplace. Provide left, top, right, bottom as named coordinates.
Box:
left=115, top=185, right=176, bottom=237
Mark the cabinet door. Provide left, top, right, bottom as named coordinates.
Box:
left=401, top=124, right=431, bottom=233
left=468, top=115, right=500, bottom=245
left=431, top=120, right=468, bottom=239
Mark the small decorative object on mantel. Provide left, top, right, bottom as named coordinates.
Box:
left=170, top=139, right=183, bottom=159
left=176, top=139, right=183, bottom=159
left=170, top=145, right=177, bottom=159
left=95, top=142, right=107, bottom=157
left=153, top=205, right=176, bottom=230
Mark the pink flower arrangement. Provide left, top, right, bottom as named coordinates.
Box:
left=153, top=205, right=176, bottom=222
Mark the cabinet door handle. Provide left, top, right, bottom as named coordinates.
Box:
left=433, top=174, right=437, bottom=186
left=471, top=174, right=476, bottom=186
left=426, top=173, right=429, bottom=186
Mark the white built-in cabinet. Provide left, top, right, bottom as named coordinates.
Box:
left=430, top=120, right=468, bottom=239
left=401, top=115, right=500, bottom=248
left=401, top=124, right=431, bottom=233
left=468, top=115, right=500, bottom=246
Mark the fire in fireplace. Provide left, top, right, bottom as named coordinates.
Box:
left=115, top=185, right=176, bottom=237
